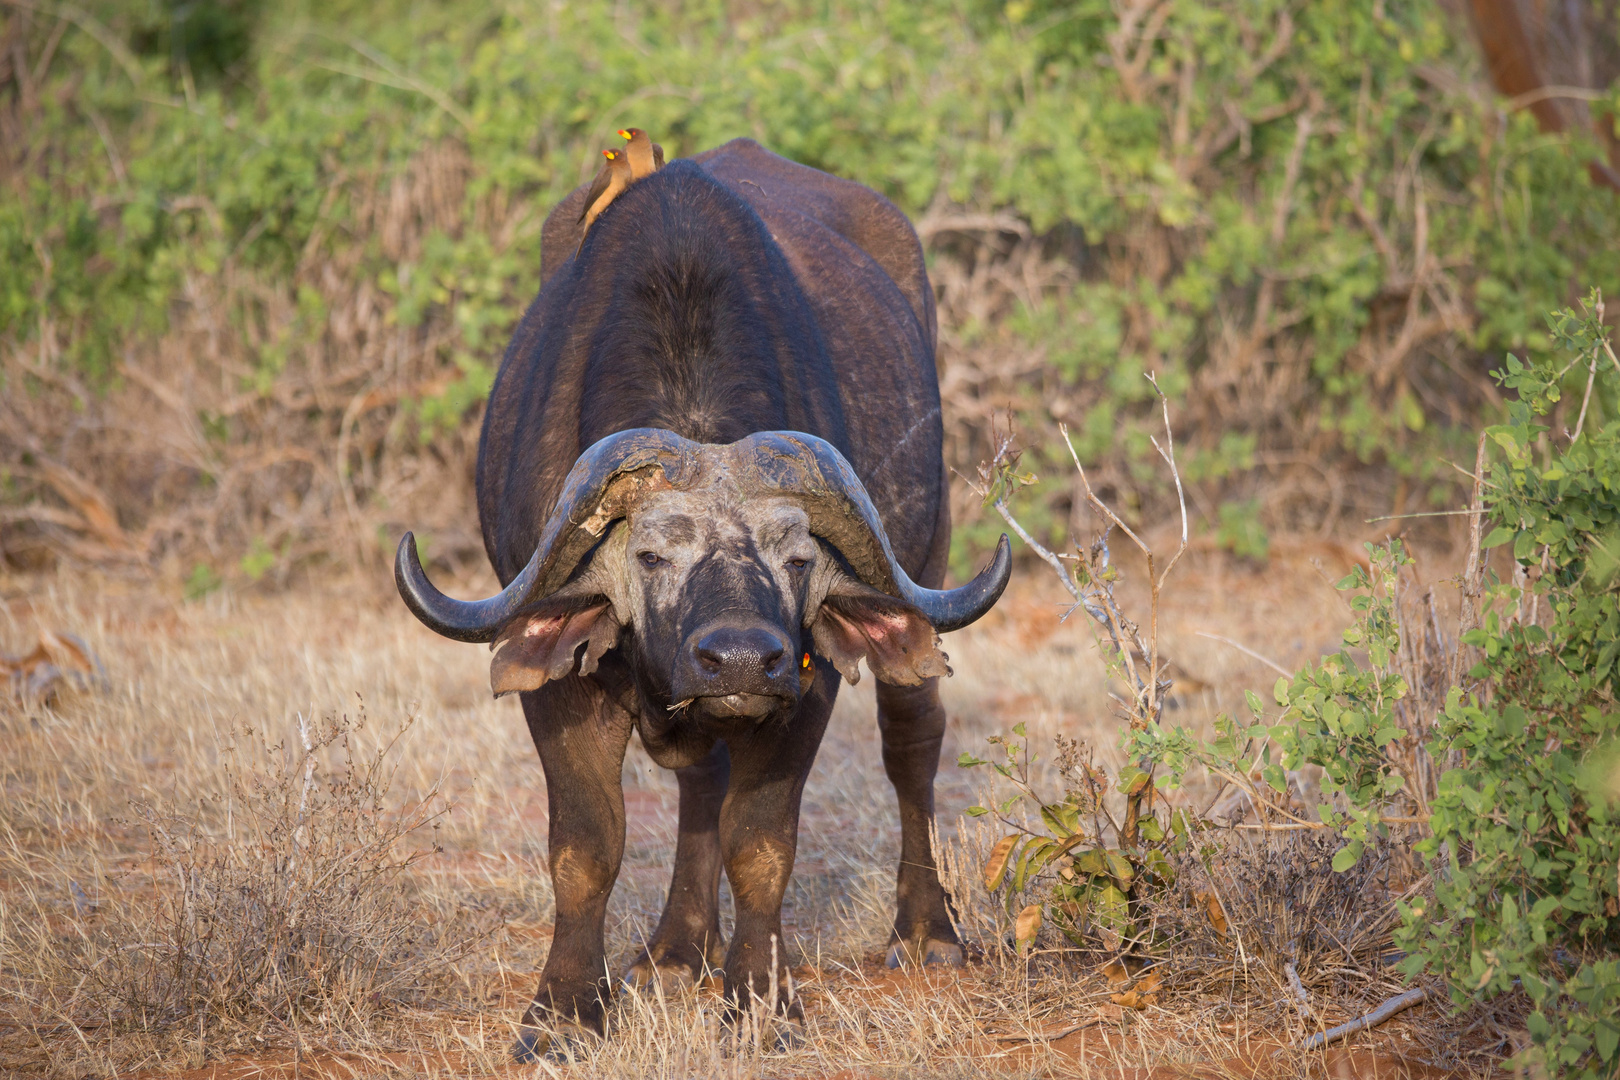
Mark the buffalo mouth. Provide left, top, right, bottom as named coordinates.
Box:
left=688, top=691, right=787, bottom=721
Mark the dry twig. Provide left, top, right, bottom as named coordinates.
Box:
left=1297, top=987, right=1427, bottom=1052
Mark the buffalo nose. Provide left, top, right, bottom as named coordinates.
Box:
left=694, top=627, right=789, bottom=679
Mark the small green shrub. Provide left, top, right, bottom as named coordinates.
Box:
left=985, top=291, right=1620, bottom=1074
left=1391, top=293, right=1620, bottom=1078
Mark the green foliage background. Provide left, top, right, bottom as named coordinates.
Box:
left=1, top=0, right=1617, bottom=577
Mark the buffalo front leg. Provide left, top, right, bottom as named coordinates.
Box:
left=514, top=679, right=634, bottom=1057
left=624, top=740, right=729, bottom=991
left=876, top=677, right=963, bottom=968
left=716, top=673, right=835, bottom=1025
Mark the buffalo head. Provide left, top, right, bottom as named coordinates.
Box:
left=396, top=430, right=1010, bottom=740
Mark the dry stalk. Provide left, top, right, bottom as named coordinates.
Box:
left=978, top=375, right=1188, bottom=845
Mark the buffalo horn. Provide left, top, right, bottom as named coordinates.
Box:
left=394, top=428, right=694, bottom=642
left=735, top=431, right=1011, bottom=634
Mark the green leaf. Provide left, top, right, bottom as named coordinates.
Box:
left=1041, top=802, right=1080, bottom=838
left=1514, top=529, right=1538, bottom=561
left=1595, top=1021, right=1619, bottom=1063
left=1073, top=848, right=1109, bottom=877
left=1094, top=883, right=1130, bottom=933
left=1117, top=766, right=1151, bottom=796
left=1262, top=764, right=1288, bottom=794
left=1482, top=525, right=1516, bottom=548
left=1104, top=850, right=1135, bottom=887
left=1331, top=841, right=1363, bottom=872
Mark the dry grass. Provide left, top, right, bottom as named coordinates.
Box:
left=0, top=548, right=1501, bottom=1078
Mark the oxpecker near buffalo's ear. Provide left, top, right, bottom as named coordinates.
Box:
left=489, top=597, right=621, bottom=697
left=810, top=577, right=951, bottom=686
left=577, top=149, right=631, bottom=251
left=617, top=128, right=664, bottom=179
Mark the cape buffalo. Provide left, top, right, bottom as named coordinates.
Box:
left=395, top=139, right=1010, bottom=1052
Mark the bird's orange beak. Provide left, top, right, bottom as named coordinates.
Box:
left=617, top=129, right=632, bottom=140
left=603, top=150, right=615, bottom=159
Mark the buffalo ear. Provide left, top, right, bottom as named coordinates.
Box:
left=489, top=598, right=621, bottom=697
left=810, top=578, right=951, bottom=686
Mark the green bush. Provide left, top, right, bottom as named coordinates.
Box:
left=1141, top=293, right=1620, bottom=1075
left=2, top=0, right=1618, bottom=569
left=1392, top=294, right=1620, bottom=1078
left=980, top=288, right=1620, bottom=1073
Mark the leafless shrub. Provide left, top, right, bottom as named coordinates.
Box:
left=2, top=708, right=478, bottom=1060
left=1146, top=831, right=1407, bottom=994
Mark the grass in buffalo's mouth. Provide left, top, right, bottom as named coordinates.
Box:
left=1, top=559, right=1493, bottom=1078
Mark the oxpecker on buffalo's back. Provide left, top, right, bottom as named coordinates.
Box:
left=576, top=149, right=631, bottom=249
left=617, top=127, right=664, bottom=177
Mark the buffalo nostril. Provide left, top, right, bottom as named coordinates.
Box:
left=692, top=628, right=792, bottom=682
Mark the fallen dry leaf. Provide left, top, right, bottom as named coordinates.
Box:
left=1195, top=889, right=1230, bottom=935
left=983, top=834, right=1019, bottom=892
left=1110, top=989, right=1159, bottom=1010
left=1136, top=969, right=1162, bottom=995
left=1101, top=959, right=1131, bottom=986
left=1014, top=903, right=1042, bottom=951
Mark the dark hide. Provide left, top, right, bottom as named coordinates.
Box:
left=475, top=144, right=966, bottom=1044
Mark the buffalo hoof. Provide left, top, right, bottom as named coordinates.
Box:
left=767, top=1014, right=807, bottom=1052
left=510, top=1021, right=595, bottom=1063
left=723, top=1007, right=806, bottom=1053
left=885, top=937, right=966, bottom=969
left=622, top=940, right=719, bottom=994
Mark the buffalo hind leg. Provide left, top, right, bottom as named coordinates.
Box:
left=624, top=741, right=729, bottom=992
left=513, top=679, right=634, bottom=1060
left=876, top=677, right=964, bottom=968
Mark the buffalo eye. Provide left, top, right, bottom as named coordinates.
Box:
left=786, top=557, right=809, bottom=571
left=638, top=551, right=666, bottom=569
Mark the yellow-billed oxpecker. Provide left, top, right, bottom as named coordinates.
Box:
left=617, top=127, right=665, bottom=179
left=577, top=149, right=631, bottom=251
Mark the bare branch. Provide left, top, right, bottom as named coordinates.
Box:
left=991, top=498, right=1077, bottom=602
left=1571, top=350, right=1599, bottom=443
left=1295, top=988, right=1427, bottom=1053
left=1059, top=425, right=1149, bottom=555
left=1146, top=373, right=1189, bottom=590
left=1193, top=631, right=1292, bottom=679
left=1365, top=508, right=1488, bottom=523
